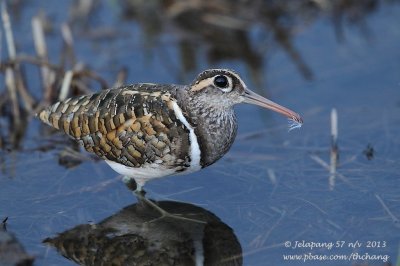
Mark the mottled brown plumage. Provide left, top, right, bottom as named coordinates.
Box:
left=39, top=86, right=191, bottom=171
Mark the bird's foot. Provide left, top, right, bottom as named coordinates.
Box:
left=133, top=190, right=206, bottom=224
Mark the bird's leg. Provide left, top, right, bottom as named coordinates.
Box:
left=122, top=176, right=138, bottom=191
left=134, top=190, right=206, bottom=224
left=123, top=176, right=205, bottom=224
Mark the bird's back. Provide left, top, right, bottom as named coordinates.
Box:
left=38, top=85, right=197, bottom=175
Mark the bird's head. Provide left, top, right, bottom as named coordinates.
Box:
left=189, top=69, right=303, bottom=128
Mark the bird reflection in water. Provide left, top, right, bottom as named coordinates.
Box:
left=44, top=197, right=242, bottom=266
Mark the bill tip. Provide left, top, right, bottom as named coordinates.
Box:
left=288, top=116, right=303, bottom=131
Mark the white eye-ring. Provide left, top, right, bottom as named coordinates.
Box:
left=213, top=75, right=232, bottom=93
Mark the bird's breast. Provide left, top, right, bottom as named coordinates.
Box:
left=190, top=108, right=238, bottom=167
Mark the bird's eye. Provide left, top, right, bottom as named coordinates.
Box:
left=214, top=75, right=229, bottom=88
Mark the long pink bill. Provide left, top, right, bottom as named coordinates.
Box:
left=242, top=88, right=303, bottom=131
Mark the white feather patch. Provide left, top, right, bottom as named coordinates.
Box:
left=171, top=101, right=202, bottom=172
left=106, top=160, right=177, bottom=179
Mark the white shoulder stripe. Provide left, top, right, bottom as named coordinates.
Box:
left=171, top=101, right=202, bottom=172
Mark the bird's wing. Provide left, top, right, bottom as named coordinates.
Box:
left=38, top=85, right=191, bottom=168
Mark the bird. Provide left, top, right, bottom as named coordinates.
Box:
left=38, top=69, right=302, bottom=193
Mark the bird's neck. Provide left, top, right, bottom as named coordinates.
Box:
left=179, top=91, right=238, bottom=167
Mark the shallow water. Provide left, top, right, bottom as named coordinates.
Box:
left=0, top=1, right=399, bottom=265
